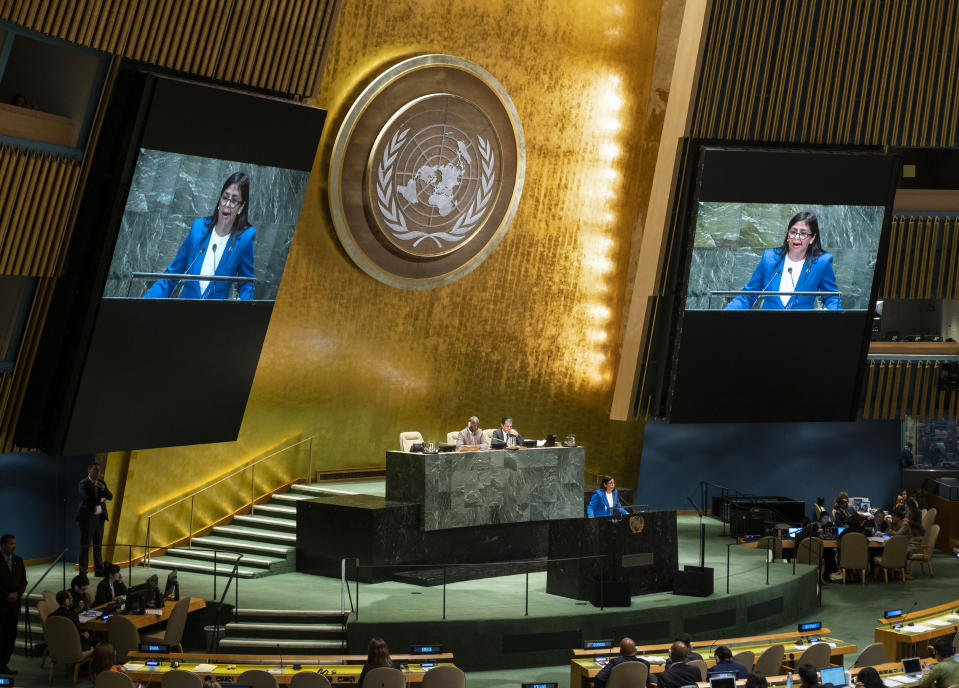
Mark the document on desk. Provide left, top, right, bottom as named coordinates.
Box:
left=146, top=608, right=163, bottom=615
left=193, top=664, right=218, bottom=673
left=639, top=656, right=667, bottom=664
left=123, top=663, right=146, bottom=671
left=927, top=619, right=951, bottom=627
left=947, top=614, right=959, bottom=622
left=868, top=536, right=887, bottom=543
left=882, top=676, right=913, bottom=685
left=904, top=624, right=934, bottom=633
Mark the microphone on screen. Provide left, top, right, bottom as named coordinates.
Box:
left=202, top=243, right=218, bottom=299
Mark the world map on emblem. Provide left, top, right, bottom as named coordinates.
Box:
left=369, top=95, right=502, bottom=258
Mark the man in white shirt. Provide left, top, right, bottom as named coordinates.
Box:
left=456, top=416, right=488, bottom=448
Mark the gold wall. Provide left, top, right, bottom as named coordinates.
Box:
left=112, top=0, right=680, bottom=547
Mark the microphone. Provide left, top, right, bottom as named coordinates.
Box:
left=277, top=642, right=283, bottom=672
left=202, top=243, right=218, bottom=299
left=786, top=267, right=797, bottom=310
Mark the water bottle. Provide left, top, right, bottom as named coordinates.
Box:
left=786, top=671, right=793, bottom=688
left=845, top=670, right=852, bottom=687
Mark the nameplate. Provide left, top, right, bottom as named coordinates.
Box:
left=621, top=552, right=654, bottom=568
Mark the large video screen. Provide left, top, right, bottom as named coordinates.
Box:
left=667, top=146, right=899, bottom=423
left=17, top=67, right=325, bottom=454
left=104, top=150, right=309, bottom=301
left=686, top=202, right=885, bottom=311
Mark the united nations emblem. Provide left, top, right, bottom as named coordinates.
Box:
left=629, top=515, right=645, bottom=533
left=329, top=55, right=524, bottom=289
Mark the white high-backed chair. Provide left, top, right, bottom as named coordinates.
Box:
left=399, top=431, right=423, bottom=452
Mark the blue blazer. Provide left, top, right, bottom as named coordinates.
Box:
left=587, top=489, right=628, bottom=518
left=725, top=248, right=840, bottom=310
left=144, top=218, right=256, bottom=299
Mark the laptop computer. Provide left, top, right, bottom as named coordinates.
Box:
left=710, top=675, right=737, bottom=688
left=901, top=657, right=923, bottom=679
left=820, top=666, right=847, bottom=687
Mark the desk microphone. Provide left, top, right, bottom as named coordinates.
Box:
left=277, top=642, right=283, bottom=672
left=786, top=267, right=797, bottom=310
left=202, top=243, right=218, bottom=299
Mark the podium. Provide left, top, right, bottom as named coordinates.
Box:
left=545, top=511, right=677, bottom=603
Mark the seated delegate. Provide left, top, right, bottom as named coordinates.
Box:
left=593, top=637, right=649, bottom=688
left=491, top=417, right=523, bottom=445
left=456, top=416, right=488, bottom=449
left=587, top=475, right=628, bottom=517
left=708, top=646, right=749, bottom=678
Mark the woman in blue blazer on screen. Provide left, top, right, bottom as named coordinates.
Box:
left=587, top=475, right=629, bottom=518
left=145, top=172, right=256, bottom=299
left=725, top=211, right=840, bottom=311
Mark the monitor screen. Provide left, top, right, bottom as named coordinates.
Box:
left=820, top=666, right=846, bottom=686
left=798, top=621, right=823, bottom=632
left=584, top=639, right=615, bottom=650
left=710, top=676, right=737, bottom=688
left=884, top=608, right=903, bottom=619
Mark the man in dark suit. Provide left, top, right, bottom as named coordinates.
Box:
left=654, top=642, right=702, bottom=688
left=49, top=590, right=92, bottom=650
left=491, top=417, right=524, bottom=446
left=76, top=463, right=113, bottom=577
left=0, top=533, right=27, bottom=675
left=594, top=637, right=650, bottom=688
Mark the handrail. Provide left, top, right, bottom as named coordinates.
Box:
left=23, top=547, right=69, bottom=654
left=145, top=436, right=316, bottom=519
left=209, top=558, right=242, bottom=653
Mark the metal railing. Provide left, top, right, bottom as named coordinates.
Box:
left=143, top=436, right=314, bottom=563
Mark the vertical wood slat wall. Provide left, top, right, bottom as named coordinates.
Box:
left=693, top=0, right=959, bottom=147
left=878, top=216, right=959, bottom=300
left=0, top=0, right=340, bottom=97
left=863, top=360, right=958, bottom=420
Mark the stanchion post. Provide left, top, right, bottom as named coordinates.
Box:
left=525, top=561, right=529, bottom=617
left=442, top=566, right=447, bottom=620
left=726, top=543, right=731, bottom=594
left=765, top=550, right=770, bottom=585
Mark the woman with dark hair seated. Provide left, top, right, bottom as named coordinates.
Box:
left=358, top=637, right=393, bottom=688
left=145, top=172, right=256, bottom=300
left=94, top=564, right=127, bottom=606
left=746, top=673, right=769, bottom=688
left=725, top=211, right=840, bottom=310
left=855, top=667, right=884, bottom=688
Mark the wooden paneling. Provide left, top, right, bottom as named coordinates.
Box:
left=693, top=0, right=959, bottom=146
left=863, top=359, right=959, bottom=421
left=0, top=0, right=341, bottom=97
left=877, top=216, right=959, bottom=300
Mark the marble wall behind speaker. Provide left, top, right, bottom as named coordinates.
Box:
left=103, top=148, right=309, bottom=300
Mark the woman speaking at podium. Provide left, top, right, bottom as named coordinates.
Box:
left=587, top=475, right=628, bottom=518
left=144, top=172, right=256, bottom=300
left=724, top=211, right=840, bottom=310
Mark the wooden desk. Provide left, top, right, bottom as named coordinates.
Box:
left=692, top=662, right=937, bottom=688
left=119, top=659, right=454, bottom=685
left=127, top=652, right=455, bottom=665
left=571, top=630, right=856, bottom=688
left=739, top=538, right=887, bottom=550
left=81, top=598, right=206, bottom=632
left=874, top=600, right=959, bottom=661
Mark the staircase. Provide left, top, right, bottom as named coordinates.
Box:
left=218, top=608, right=348, bottom=654
left=146, top=483, right=363, bottom=579
left=14, top=592, right=43, bottom=655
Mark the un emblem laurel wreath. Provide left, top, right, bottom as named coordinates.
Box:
left=376, top=128, right=495, bottom=248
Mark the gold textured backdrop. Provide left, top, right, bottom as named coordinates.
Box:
left=111, top=0, right=679, bottom=548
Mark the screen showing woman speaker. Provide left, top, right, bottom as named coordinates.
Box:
left=684, top=201, right=885, bottom=312
left=103, top=149, right=309, bottom=302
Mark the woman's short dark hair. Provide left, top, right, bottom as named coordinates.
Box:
left=798, top=664, right=818, bottom=686
left=56, top=590, right=71, bottom=605
left=600, top=475, right=614, bottom=489
left=207, top=172, right=252, bottom=235
left=103, top=563, right=120, bottom=578
left=777, top=211, right=826, bottom=260
left=366, top=637, right=392, bottom=667
left=745, top=672, right=768, bottom=688
left=933, top=637, right=955, bottom=658
left=91, top=642, right=117, bottom=674
left=856, top=667, right=883, bottom=688
left=714, top=645, right=732, bottom=661
left=71, top=574, right=89, bottom=590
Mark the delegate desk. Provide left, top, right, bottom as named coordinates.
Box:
left=691, top=662, right=938, bottom=688
left=875, top=600, right=959, bottom=661
left=570, top=629, right=856, bottom=688
left=124, top=652, right=455, bottom=685
left=80, top=598, right=206, bottom=632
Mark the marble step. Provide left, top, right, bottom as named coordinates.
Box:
left=270, top=492, right=318, bottom=504
left=211, top=525, right=297, bottom=544
left=233, top=514, right=298, bottom=530
left=254, top=503, right=298, bottom=518
left=235, top=608, right=345, bottom=620
left=217, top=638, right=346, bottom=652
left=146, top=556, right=262, bottom=578
left=164, top=548, right=283, bottom=568
left=225, top=621, right=343, bottom=638
left=291, top=484, right=361, bottom=497
left=190, top=536, right=293, bottom=556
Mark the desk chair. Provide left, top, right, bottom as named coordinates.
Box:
left=237, top=669, right=280, bottom=688
left=921, top=508, right=937, bottom=531
left=853, top=643, right=886, bottom=668
left=687, top=660, right=708, bottom=681
left=142, top=596, right=190, bottom=652
left=873, top=534, right=908, bottom=583
left=839, top=532, right=868, bottom=584
left=421, top=665, right=466, bottom=688
left=446, top=431, right=459, bottom=445
left=364, top=667, right=407, bottom=688
left=756, top=535, right=783, bottom=560
left=607, top=661, right=649, bottom=688
left=45, top=615, right=94, bottom=683
left=162, top=670, right=203, bottom=688
left=753, top=644, right=785, bottom=677
left=797, top=643, right=831, bottom=670
left=291, top=673, right=334, bottom=688
left=732, top=651, right=755, bottom=672
left=96, top=672, right=135, bottom=687
left=909, top=524, right=940, bottom=577
left=107, top=615, right=140, bottom=663
left=400, top=432, right=424, bottom=452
